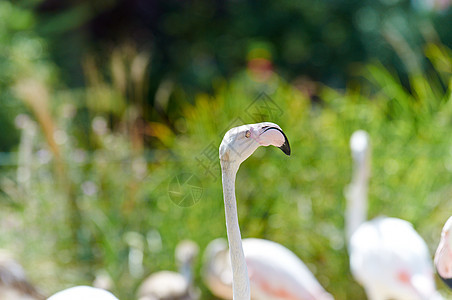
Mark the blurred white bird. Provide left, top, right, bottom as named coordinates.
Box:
left=137, top=240, right=199, bottom=300
left=47, top=286, right=118, bottom=300
left=0, top=251, right=45, bottom=300
left=434, top=216, right=452, bottom=289
left=346, top=130, right=442, bottom=300
left=203, top=238, right=334, bottom=300
left=207, top=122, right=332, bottom=300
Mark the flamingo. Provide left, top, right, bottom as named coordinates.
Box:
left=434, top=216, right=452, bottom=289
left=0, top=251, right=45, bottom=300
left=47, top=286, right=119, bottom=300
left=218, top=122, right=333, bottom=300
left=137, top=240, right=199, bottom=300
left=203, top=238, right=334, bottom=300
left=346, top=130, right=442, bottom=300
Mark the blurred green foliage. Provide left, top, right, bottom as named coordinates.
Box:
left=33, top=0, right=452, bottom=92
left=0, top=1, right=57, bottom=152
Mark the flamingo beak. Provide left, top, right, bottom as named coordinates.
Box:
left=441, top=276, right=452, bottom=289
left=259, top=127, right=291, bottom=156
left=279, top=135, right=291, bottom=156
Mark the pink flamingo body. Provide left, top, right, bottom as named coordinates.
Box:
left=346, top=130, right=442, bottom=300
left=47, top=286, right=118, bottom=300
left=204, top=238, right=333, bottom=300
left=434, top=216, right=452, bottom=289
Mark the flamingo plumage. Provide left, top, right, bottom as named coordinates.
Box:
left=346, top=130, right=442, bottom=300
left=434, top=216, right=452, bottom=289
left=47, top=286, right=119, bottom=300
left=137, top=240, right=199, bottom=300
left=203, top=238, right=334, bottom=300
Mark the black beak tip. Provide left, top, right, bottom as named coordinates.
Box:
left=279, top=140, right=291, bottom=156
left=263, top=126, right=291, bottom=156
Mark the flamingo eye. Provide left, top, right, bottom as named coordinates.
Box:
left=245, top=130, right=251, bottom=138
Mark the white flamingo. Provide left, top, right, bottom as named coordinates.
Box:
left=47, top=286, right=119, bottom=300
left=346, top=130, right=442, bottom=300
left=218, top=122, right=332, bottom=300
left=434, top=216, right=452, bottom=289
left=136, top=239, right=199, bottom=300
left=203, top=237, right=334, bottom=300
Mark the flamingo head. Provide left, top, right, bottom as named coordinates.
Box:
left=175, top=240, right=199, bottom=266
left=350, top=130, right=370, bottom=165
left=349, top=130, right=371, bottom=184
left=219, top=122, right=290, bottom=166
left=175, top=240, right=199, bottom=284
left=435, top=216, right=452, bottom=281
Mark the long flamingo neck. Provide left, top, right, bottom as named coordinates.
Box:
left=179, top=261, right=193, bottom=286
left=221, top=160, right=250, bottom=300
left=346, top=156, right=369, bottom=244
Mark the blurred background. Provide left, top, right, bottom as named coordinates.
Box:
left=0, top=0, right=451, bottom=299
